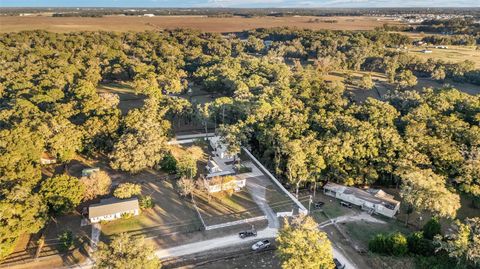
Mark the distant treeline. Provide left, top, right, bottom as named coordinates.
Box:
left=2, top=7, right=480, bottom=17
left=415, top=17, right=480, bottom=35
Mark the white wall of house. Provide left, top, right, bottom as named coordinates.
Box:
left=40, top=158, right=56, bottom=165
left=90, top=209, right=139, bottom=223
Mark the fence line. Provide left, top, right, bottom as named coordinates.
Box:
left=205, top=216, right=267, bottom=231
left=191, top=197, right=207, bottom=230
left=242, top=148, right=308, bottom=215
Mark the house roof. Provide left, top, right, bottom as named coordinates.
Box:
left=41, top=152, right=56, bottom=160
left=89, top=197, right=139, bottom=218
left=324, top=182, right=400, bottom=208
left=207, top=160, right=221, bottom=170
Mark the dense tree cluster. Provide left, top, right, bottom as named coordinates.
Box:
left=0, top=27, right=479, bottom=261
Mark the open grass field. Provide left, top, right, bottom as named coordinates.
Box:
left=0, top=15, right=400, bottom=33
left=408, top=45, right=480, bottom=68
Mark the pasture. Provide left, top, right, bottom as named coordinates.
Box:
left=408, top=45, right=480, bottom=68
left=0, top=15, right=400, bottom=33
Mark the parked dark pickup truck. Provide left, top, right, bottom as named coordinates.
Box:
left=239, top=229, right=257, bottom=239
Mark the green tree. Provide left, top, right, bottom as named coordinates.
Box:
left=94, top=233, right=161, bottom=269
left=360, top=74, right=375, bottom=90
left=435, top=217, right=480, bottom=267
left=395, top=70, right=418, bottom=89
left=40, top=174, right=84, bottom=214
left=110, top=98, right=170, bottom=173
left=276, top=215, right=334, bottom=269
left=399, top=167, right=460, bottom=219
left=176, top=155, right=197, bottom=178
left=431, top=67, right=446, bottom=81
left=80, top=171, right=112, bottom=201
left=113, top=183, right=141, bottom=199
left=58, top=230, right=74, bottom=252
left=0, top=187, right=48, bottom=260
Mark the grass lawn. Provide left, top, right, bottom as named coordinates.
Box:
left=342, top=219, right=411, bottom=248
left=102, top=178, right=202, bottom=237
left=194, top=190, right=264, bottom=226
left=265, top=184, right=297, bottom=214
left=365, top=253, right=415, bottom=269
left=300, top=192, right=355, bottom=223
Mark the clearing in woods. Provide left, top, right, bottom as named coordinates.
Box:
left=407, top=45, right=480, bottom=68
left=0, top=15, right=401, bottom=33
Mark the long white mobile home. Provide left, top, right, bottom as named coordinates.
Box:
left=324, top=182, right=400, bottom=218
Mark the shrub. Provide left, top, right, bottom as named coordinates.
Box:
left=423, top=217, right=442, bottom=240
left=121, top=212, right=134, bottom=219
left=369, top=234, right=388, bottom=254
left=388, top=232, right=408, bottom=256
left=407, top=231, right=435, bottom=256
left=160, top=153, right=177, bottom=174
left=113, top=183, right=141, bottom=199
left=139, top=195, right=154, bottom=209
left=369, top=232, right=408, bottom=256
left=58, top=230, right=74, bottom=252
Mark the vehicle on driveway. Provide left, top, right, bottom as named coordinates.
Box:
left=314, top=201, right=325, bottom=209
left=334, top=258, right=345, bottom=269
left=239, top=229, right=257, bottom=239
left=340, top=201, right=353, bottom=208
left=251, top=240, right=271, bottom=251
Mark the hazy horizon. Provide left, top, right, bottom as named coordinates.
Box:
left=1, top=0, right=479, bottom=8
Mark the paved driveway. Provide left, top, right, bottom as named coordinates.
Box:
left=245, top=175, right=280, bottom=228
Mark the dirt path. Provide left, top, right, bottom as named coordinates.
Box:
left=319, top=212, right=386, bottom=228
left=90, top=224, right=101, bottom=252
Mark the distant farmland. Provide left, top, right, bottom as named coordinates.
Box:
left=0, top=15, right=401, bottom=33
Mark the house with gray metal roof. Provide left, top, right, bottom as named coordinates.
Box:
left=323, top=182, right=400, bottom=218
left=88, top=197, right=139, bottom=223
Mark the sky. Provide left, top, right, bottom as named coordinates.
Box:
left=1, top=0, right=479, bottom=8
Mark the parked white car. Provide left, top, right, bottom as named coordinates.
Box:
left=251, top=240, right=271, bottom=251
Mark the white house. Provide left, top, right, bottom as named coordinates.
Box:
left=89, top=198, right=140, bottom=223
left=209, top=136, right=235, bottom=160
left=205, top=175, right=246, bottom=193
left=205, top=158, right=235, bottom=178
left=143, top=14, right=155, bottom=17
left=323, top=182, right=400, bottom=218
